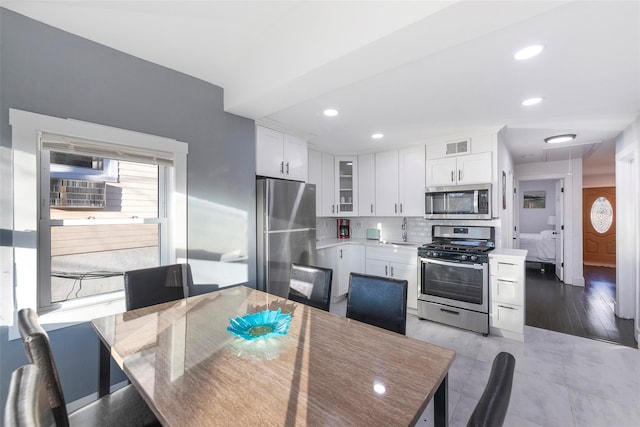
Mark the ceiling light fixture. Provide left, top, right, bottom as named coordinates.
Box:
left=544, top=134, right=576, bottom=144
left=323, top=109, right=338, bottom=117
left=522, top=97, right=543, bottom=106
left=371, top=133, right=384, bottom=139
left=514, top=44, right=544, bottom=60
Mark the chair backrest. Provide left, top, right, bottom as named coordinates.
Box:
left=288, top=264, right=333, bottom=311
left=5, top=365, right=56, bottom=427
left=17, top=308, right=69, bottom=427
left=346, top=273, right=408, bottom=335
left=467, top=352, right=516, bottom=427
left=124, top=263, right=192, bottom=311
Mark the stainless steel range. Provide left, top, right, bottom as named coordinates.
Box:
left=417, top=225, right=495, bottom=335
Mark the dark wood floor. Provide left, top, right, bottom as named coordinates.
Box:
left=525, top=263, right=637, bottom=348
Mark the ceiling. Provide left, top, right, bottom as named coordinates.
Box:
left=2, top=1, right=639, bottom=170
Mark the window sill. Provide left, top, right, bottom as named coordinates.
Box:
left=8, top=294, right=126, bottom=341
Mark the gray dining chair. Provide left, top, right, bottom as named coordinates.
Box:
left=467, top=352, right=516, bottom=427
left=17, top=308, right=159, bottom=427
left=288, top=263, right=333, bottom=311
left=4, top=365, right=55, bottom=427
left=346, top=273, right=408, bottom=335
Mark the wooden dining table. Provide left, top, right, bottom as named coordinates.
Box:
left=91, top=285, right=455, bottom=426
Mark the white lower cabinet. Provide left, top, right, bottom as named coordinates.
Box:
left=317, top=244, right=365, bottom=302
left=489, top=249, right=527, bottom=341
left=365, top=246, right=418, bottom=312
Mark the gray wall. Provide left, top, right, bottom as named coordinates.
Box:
left=519, top=179, right=557, bottom=233
left=0, top=7, right=256, bottom=414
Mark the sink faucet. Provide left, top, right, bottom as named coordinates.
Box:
left=401, top=217, right=407, bottom=242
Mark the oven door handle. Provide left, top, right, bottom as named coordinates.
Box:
left=420, top=257, right=485, bottom=270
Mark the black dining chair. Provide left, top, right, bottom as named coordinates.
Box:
left=346, top=273, right=408, bottom=335
left=124, top=263, right=192, bottom=311
left=4, top=365, right=55, bottom=427
left=17, top=308, right=159, bottom=427
left=288, top=263, right=333, bottom=311
left=467, top=352, right=516, bottom=427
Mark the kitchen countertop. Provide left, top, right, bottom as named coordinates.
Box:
left=316, top=237, right=421, bottom=250
left=489, top=248, right=528, bottom=259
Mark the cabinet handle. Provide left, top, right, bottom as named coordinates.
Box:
left=440, top=308, right=460, bottom=316
left=390, top=266, right=394, bottom=277
left=385, top=265, right=388, bottom=276
left=498, top=305, right=516, bottom=310
left=394, top=203, right=398, bottom=214
left=497, top=278, right=516, bottom=283
left=332, top=205, right=335, bottom=214
left=451, top=171, right=454, bottom=182
left=286, top=162, right=290, bottom=175
left=280, top=161, right=284, bottom=174
left=399, top=203, right=403, bottom=213
left=370, top=204, right=373, bottom=214
left=458, top=169, right=462, bottom=181
left=340, top=249, right=343, bottom=259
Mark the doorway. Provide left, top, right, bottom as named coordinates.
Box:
left=582, top=187, right=616, bottom=267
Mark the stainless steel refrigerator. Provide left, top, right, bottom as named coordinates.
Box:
left=256, top=178, right=317, bottom=298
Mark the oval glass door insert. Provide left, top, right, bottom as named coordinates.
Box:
left=590, top=196, right=613, bottom=233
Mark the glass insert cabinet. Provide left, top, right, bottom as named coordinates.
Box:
left=335, top=156, right=358, bottom=216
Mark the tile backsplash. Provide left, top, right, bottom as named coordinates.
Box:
left=316, top=217, right=433, bottom=243
left=316, top=216, right=501, bottom=243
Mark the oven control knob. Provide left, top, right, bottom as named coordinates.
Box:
left=470, top=255, right=478, bottom=262
left=430, top=251, right=438, bottom=257
left=461, top=255, right=468, bottom=261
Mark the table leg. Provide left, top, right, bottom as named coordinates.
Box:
left=98, top=340, right=111, bottom=397
left=434, top=374, right=448, bottom=427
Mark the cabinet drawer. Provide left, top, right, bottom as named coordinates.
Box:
left=366, top=246, right=417, bottom=265
left=490, top=302, right=523, bottom=333
left=489, top=259, right=522, bottom=280
left=490, top=277, right=523, bottom=305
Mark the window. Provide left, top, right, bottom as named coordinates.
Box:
left=6, top=109, right=187, bottom=328
left=590, top=196, right=614, bottom=234
left=44, top=149, right=165, bottom=304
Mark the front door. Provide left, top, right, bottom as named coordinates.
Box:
left=583, top=187, right=616, bottom=267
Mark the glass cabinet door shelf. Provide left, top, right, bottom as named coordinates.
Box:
left=335, top=157, right=357, bottom=216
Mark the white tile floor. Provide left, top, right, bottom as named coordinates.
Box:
left=331, top=300, right=640, bottom=427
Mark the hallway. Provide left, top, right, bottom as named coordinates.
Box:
left=525, top=264, right=637, bottom=348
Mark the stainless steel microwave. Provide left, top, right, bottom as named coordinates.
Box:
left=424, top=184, right=491, bottom=219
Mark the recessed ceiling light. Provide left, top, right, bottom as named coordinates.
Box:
left=522, top=97, right=543, bottom=106
left=514, top=44, right=544, bottom=60
left=544, top=134, right=576, bottom=144
left=371, top=133, right=384, bottom=139
left=323, top=109, right=338, bottom=117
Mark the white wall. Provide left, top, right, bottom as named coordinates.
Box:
left=515, top=159, right=584, bottom=286
left=583, top=173, right=615, bottom=188
left=497, top=128, right=515, bottom=248
left=615, top=115, right=640, bottom=334
left=519, top=180, right=557, bottom=233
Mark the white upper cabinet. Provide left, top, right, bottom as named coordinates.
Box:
left=398, top=145, right=426, bottom=216
left=308, top=150, right=322, bottom=217
left=375, top=147, right=425, bottom=216
left=375, top=150, right=400, bottom=216
left=283, top=134, right=308, bottom=181
left=426, top=136, right=492, bottom=186
left=321, top=152, right=336, bottom=217
left=335, top=156, right=358, bottom=216
left=358, top=153, right=375, bottom=216
left=256, top=125, right=307, bottom=181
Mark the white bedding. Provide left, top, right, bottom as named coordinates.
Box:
left=519, top=230, right=556, bottom=263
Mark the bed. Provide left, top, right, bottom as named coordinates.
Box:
left=519, top=230, right=556, bottom=270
